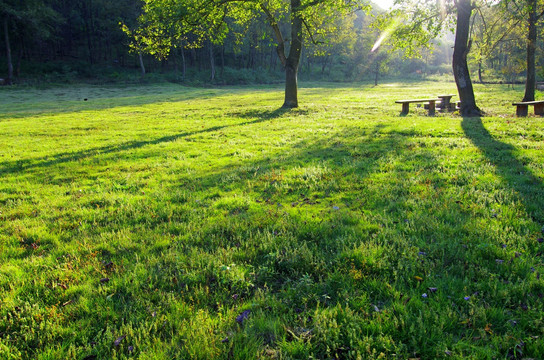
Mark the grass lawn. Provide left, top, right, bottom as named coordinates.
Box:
left=0, top=80, right=543, bottom=359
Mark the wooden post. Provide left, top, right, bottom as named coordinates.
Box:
left=516, top=105, right=528, bottom=117
left=534, top=103, right=544, bottom=116
left=401, top=103, right=409, bottom=115
left=428, top=100, right=436, bottom=116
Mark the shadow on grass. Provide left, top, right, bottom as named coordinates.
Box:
left=8, top=118, right=541, bottom=358
left=227, top=107, right=299, bottom=120
left=0, top=107, right=288, bottom=176
left=461, top=117, right=544, bottom=223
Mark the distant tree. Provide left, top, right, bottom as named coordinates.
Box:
left=1, top=3, right=14, bottom=84
left=503, top=0, right=544, bottom=101
left=470, top=3, right=521, bottom=83
left=127, top=0, right=369, bottom=108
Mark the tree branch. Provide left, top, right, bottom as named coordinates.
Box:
left=302, top=18, right=323, bottom=45
left=260, top=4, right=287, bottom=66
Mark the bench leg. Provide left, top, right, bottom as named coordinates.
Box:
left=401, top=103, right=409, bottom=115
left=428, top=101, right=436, bottom=116
left=516, top=105, right=528, bottom=117
left=534, top=103, right=544, bottom=116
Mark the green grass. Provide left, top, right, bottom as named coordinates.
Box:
left=0, top=81, right=543, bottom=359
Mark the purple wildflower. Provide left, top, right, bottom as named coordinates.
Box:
left=236, top=310, right=251, bottom=325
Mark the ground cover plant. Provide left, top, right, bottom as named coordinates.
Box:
left=0, top=81, right=543, bottom=359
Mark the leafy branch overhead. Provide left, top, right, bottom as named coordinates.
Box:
left=373, top=0, right=457, bottom=58
left=125, top=0, right=370, bottom=58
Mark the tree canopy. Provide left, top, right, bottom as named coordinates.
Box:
left=126, top=0, right=371, bottom=107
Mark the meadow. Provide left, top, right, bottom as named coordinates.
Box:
left=0, top=80, right=543, bottom=359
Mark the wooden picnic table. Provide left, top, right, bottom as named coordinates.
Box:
left=437, top=94, right=456, bottom=111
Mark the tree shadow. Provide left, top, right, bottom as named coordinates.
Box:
left=170, top=123, right=400, bottom=195
left=8, top=117, right=541, bottom=357
left=0, top=108, right=287, bottom=176
left=227, top=107, right=299, bottom=120
left=461, top=116, right=544, bottom=223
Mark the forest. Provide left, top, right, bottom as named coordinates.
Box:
left=0, top=0, right=540, bottom=87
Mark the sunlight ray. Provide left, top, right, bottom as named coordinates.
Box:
left=371, top=17, right=401, bottom=52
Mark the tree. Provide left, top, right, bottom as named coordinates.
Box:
left=377, top=0, right=483, bottom=116
left=304, top=12, right=358, bottom=78
left=127, top=0, right=368, bottom=108
left=504, top=0, right=544, bottom=101
left=453, top=0, right=482, bottom=116
left=470, top=3, right=522, bottom=84
left=523, top=0, right=540, bottom=100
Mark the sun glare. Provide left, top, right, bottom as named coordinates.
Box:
left=371, top=17, right=401, bottom=52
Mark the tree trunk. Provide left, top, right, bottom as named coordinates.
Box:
left=209, top=41, right=215, bottom=81
left=478, top=60, right=484, bottom=84
left=523, top=0, right=537, bottom=102
left=16, top=47, right=23, bottom=77
left=284, top=65, right=298, bottom=107
left=452, top=0, right=482, bottom=116
left=247, top=38, right=256, bottom=69
left=190, top=48, right=196, bottom=67
left=283, top=0, right=303, bottom=108
left=138, top=52, right=146, bottom=78
left=3, top=16, right=13, bottom=85
left=83, top=0, right=94, bottom=64
left=498, top=43, right=502, bottom=69
left=180, top=43, right=186, bottom=81
left=321, top=57, right=328, bottom=76
left=173, top=48, right=179, bottom=73
left=374, top=61, right=380, bottom=86
left=220, top=45, right=225, bottom=77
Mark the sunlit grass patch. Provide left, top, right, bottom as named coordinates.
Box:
left=0, top=81, right=543, bottom=359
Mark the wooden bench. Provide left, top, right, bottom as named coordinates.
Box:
left=396, top=98, right=441, bottom=115
left=512, top=100, right=544, bottom=117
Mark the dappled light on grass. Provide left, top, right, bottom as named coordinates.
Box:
left=0, top=81, right=543, bottom=358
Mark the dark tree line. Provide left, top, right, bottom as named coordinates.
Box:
left=1, top=0, right=541, bottom=97
left=1, top=0, right=144, bottom=82
left=0, top=0, right=455, bottom=86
